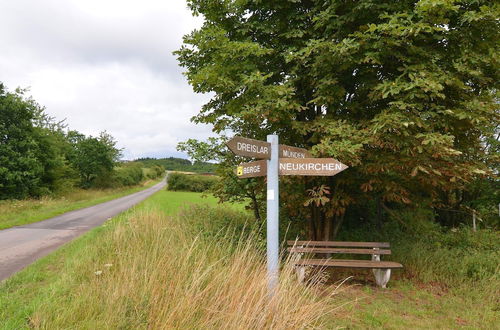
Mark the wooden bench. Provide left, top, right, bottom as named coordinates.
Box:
left=287, top=240, right=403, bottom=288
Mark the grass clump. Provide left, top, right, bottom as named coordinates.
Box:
left=24, top=205, right=338, bottom=329
left=167, top=172, right=219, bottom=192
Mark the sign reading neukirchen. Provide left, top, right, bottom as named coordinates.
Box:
left=279, top=158, right=348, bottom=176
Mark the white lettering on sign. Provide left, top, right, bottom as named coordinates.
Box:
left=282, top=149, right=305, bottom=158
left=237, top=142, right=269, bottom=155
left=279, top=162, right=344, bottom=172
left=243, top=165, right=261, bottom=174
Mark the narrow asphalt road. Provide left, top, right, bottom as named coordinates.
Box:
left=0, top=179, right=166, bottom=282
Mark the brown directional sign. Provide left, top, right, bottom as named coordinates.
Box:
left=226, top=136, right=271, bottom=159
left=279, top=158, right=348, bottom=176
left=279, top=145, right=312, bottom=159
left=236, top=160, right=267, bottom=178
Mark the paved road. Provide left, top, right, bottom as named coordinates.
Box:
left=0, top=179, right=166, bottom=282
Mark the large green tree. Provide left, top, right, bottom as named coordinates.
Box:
left=177, top=0, right=499, bottom=238
left=67, top=131, right=121, bottom=188
left=0, top=84, right=43, bottom=199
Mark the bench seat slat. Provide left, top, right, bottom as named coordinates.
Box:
left=295, top=259, right=403, bottom=269
left=288, top=241, right=390, bottom=248
left=288, top=247, right=391, bottom=255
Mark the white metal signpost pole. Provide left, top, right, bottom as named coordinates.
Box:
left=266, top=134, right=279, bottom=294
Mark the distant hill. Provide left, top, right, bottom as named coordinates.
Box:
left=134, top=157, right=215, bottom=174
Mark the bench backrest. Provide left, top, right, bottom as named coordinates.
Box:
left=288, top=240, right=390, bottom=248
left=287, top=240, right=391, bottom=255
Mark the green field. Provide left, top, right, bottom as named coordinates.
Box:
left=0, top=189, right=497, bottom=329
left=0, top=178, right=163, bottom=230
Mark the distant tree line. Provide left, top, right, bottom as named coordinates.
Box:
left=0, top=83, right=163, bottom=200
left=136, top=157, right=215, bottom=173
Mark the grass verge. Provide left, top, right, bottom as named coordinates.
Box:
left=0, top=190, right=336, bottom=329
left=0, top=178, right=163, bottom=230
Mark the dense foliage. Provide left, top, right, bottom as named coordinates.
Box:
left=177, top=0, right=499, bottom=236
left=0, top=83, right=142, bottom=199
left=136, top=157, right=215, bottom=173
left=167, top=172, right=219, bottom=192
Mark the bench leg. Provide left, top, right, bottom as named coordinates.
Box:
left=296, top=266, right=306, bottom=283
left=373, top=268, right=391, bottom=288
left=372, top=251, right=391, bottom=288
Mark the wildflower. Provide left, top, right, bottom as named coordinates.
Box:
left=104, top=263, right=113, bottom=268
left=95, top=270, right=103, bottom=276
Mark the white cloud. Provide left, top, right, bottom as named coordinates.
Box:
left=0, top=0, right=213, bottom=160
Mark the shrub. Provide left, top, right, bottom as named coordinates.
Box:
left=115, top=164, right=144, bottom=186
left=142, top=165, right=164, bottom=180
left=92, top=163, right=145, bottom=188
left=167, top=172, right=219, bottom=192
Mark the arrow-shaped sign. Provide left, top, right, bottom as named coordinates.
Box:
left=226, top=136, right=271, bottom=159
left=227, top=136, right=313, bottom=160
left=279, top=158, right=348, bottom=176
left=236, top=160, right=267, bottom=178
left=236, top=158, right=348, bottom=178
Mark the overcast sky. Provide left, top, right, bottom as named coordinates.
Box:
left=0, top=0, right=214, bottom=160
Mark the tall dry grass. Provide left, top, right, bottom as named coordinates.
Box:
left=30, top=208, right=341, bottom=329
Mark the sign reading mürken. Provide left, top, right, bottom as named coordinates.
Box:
left=279, top=158, right=348, bottom=176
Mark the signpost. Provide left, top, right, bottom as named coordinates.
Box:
left=266, top=135, right=279, bottom=294
left=227, top=134, right=348, bottom=295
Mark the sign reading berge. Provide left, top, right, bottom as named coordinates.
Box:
left=236, top=160, right=267, bottom=178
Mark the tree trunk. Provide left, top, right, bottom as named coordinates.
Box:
left=250, top=195, right=261, bottom=221
left=308, top=217, right=316, bottom=240
left=309, top=205, right=323, bottom=241
left=315, top=214, right=323, bottom=242
left=376, top=197, right=383, bottom=230
left=323, top=212, right=331, bottom=241
left=323, top=214, right=333, bottom=258
left=332, top=212, right=346, bottom=239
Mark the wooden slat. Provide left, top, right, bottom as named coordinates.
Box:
left=295, top=259, right=403, bottom=269
left=288, top=240, right=390, bottom=248
left=288, top=247, right=391, bottom=255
